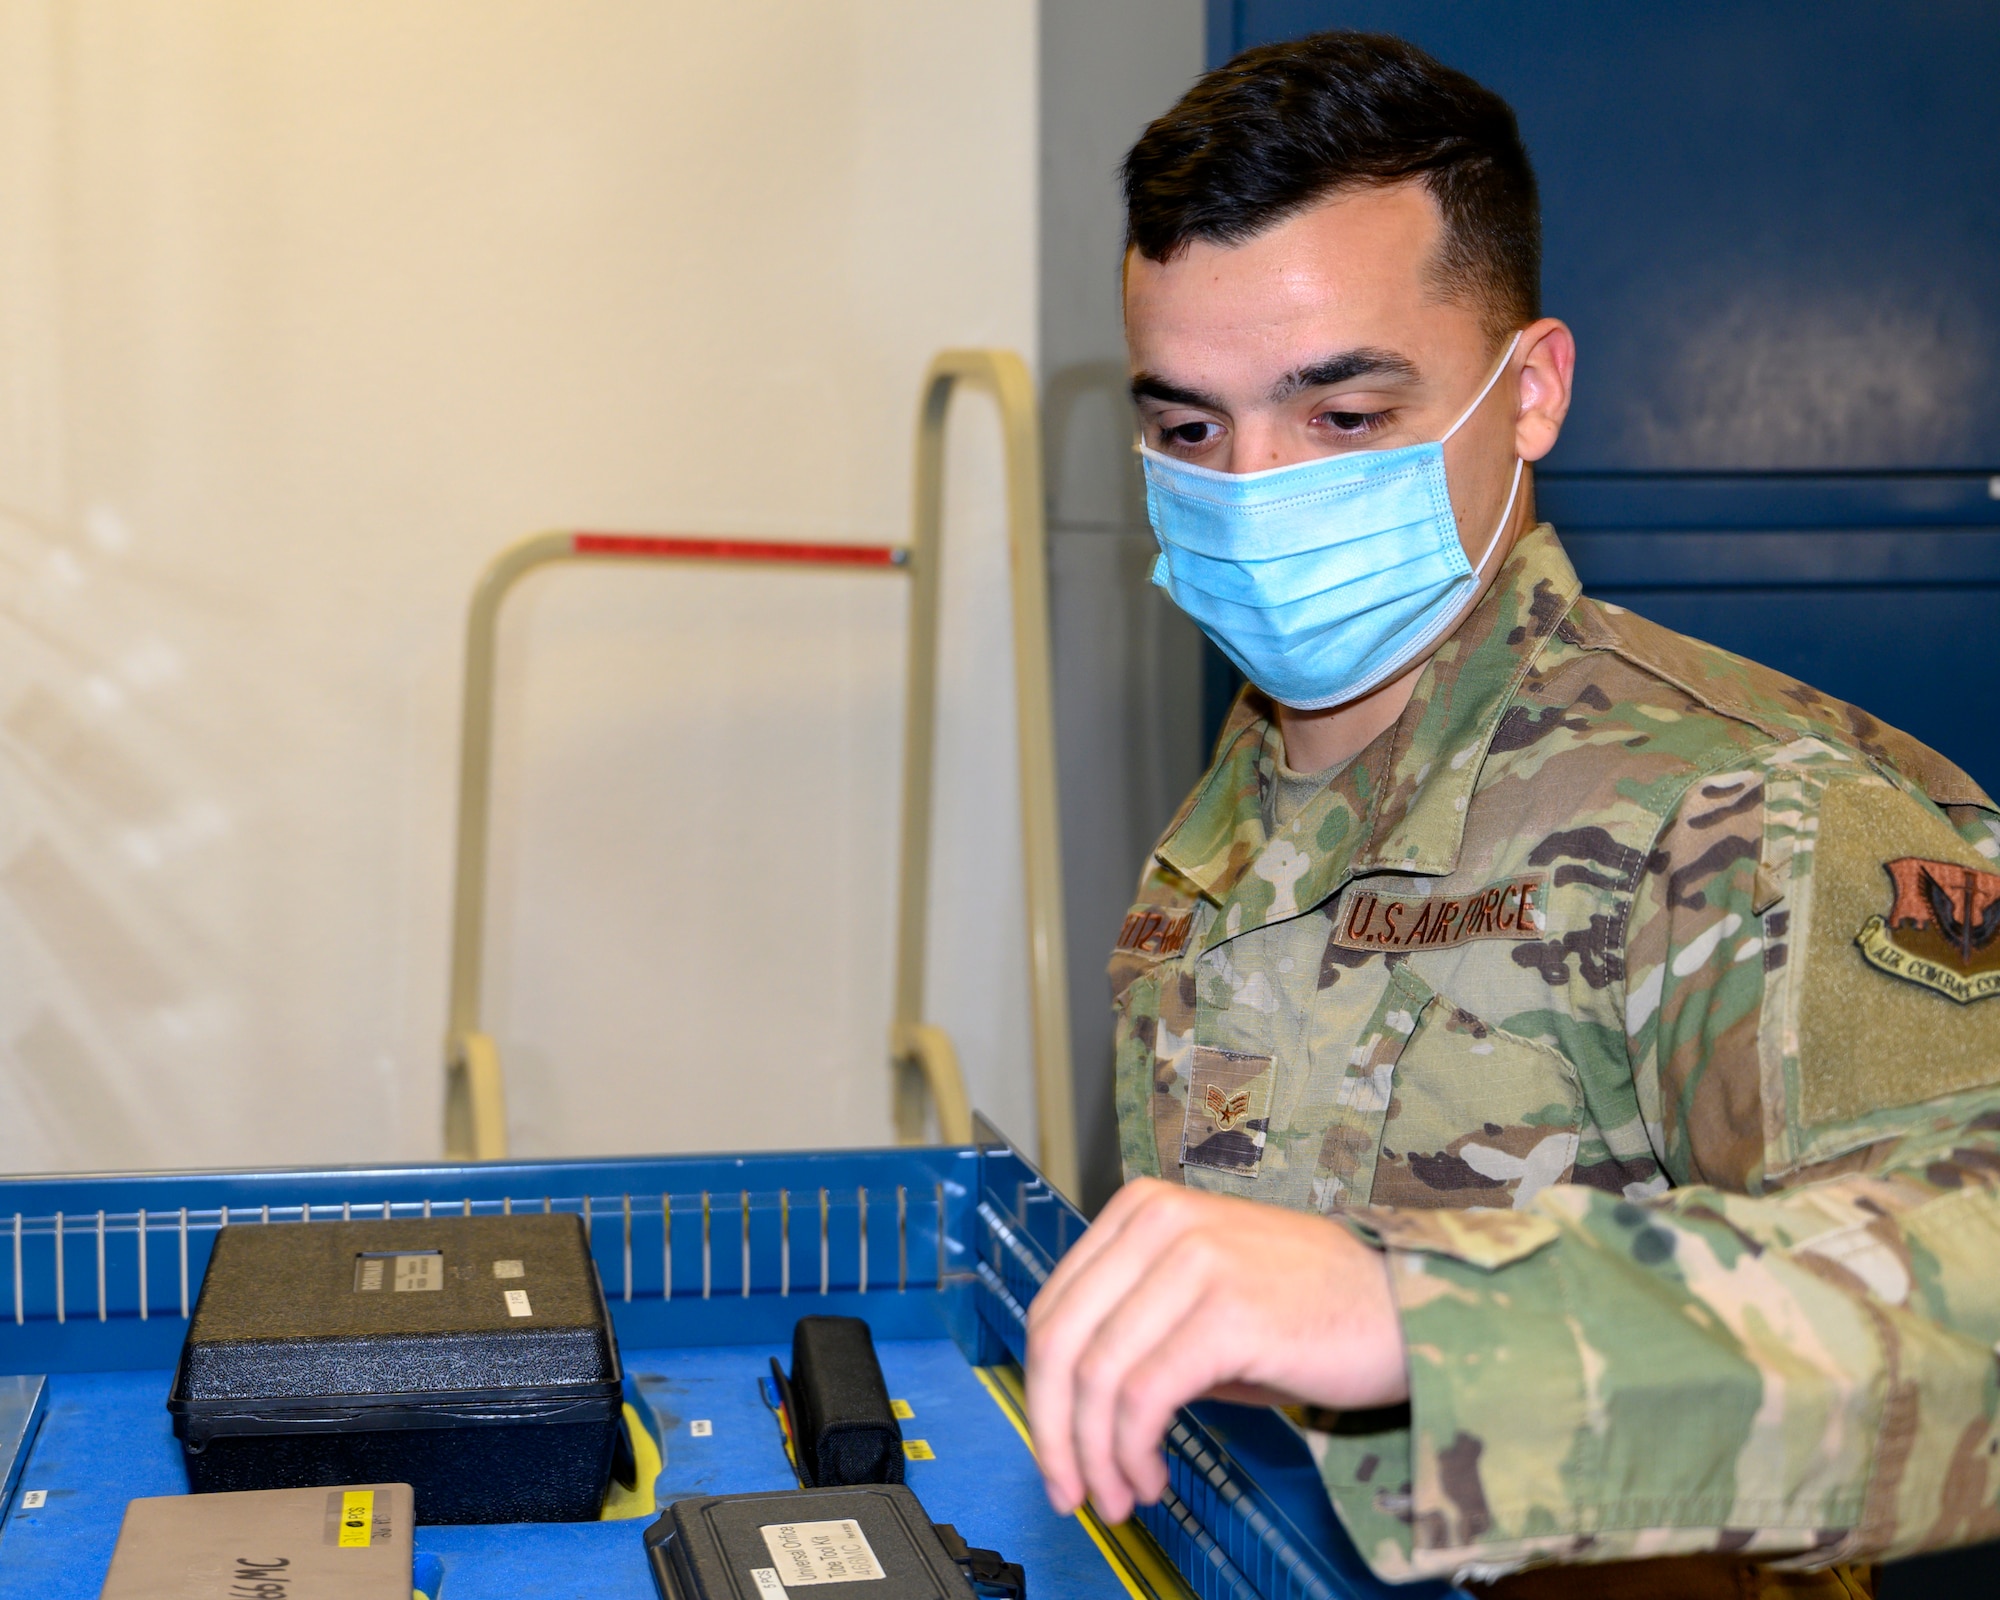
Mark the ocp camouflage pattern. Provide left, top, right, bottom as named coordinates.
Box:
left=1106, top=525, right=2000, bottom=1583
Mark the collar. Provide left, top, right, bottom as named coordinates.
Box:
left=1156, top=523, right=1583, bottom=949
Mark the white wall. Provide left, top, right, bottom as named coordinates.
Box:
left=0, top=0, right=1039, bottom=1171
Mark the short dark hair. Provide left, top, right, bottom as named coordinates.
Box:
left=1122, top=31, right=1540, bottom=341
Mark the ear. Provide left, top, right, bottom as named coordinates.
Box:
left=1513, top=317, right=1575, bottom=463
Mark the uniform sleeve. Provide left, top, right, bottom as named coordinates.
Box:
left=1321, top=760, right=2000, bottom=1583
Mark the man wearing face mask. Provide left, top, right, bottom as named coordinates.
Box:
left=1025, top=31, right=2000, bottom=1597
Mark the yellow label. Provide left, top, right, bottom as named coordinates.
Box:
left=901, top=1439, right=934, bottom=1461
left=339, top=1490, right=374, bottom=1548
left=889, top=1399, right=913, bottom=1420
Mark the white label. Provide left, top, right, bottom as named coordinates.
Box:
left=751, top=1571, right=785, bottom=1595
left=354, top=1251, right=442, bottom=1292
left=19, top=1490, right=45, bottom=1509
left=758, top=1520, right=884, bottom=1586
left=492, top=1259, right=524, bottom=1279
left=504, top=1289, right=532, bottom=1318
left=393, top=1255, right=442, bottom=1292
left=689, top=1419, right=712, bottom=1437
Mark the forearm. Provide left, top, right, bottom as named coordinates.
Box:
left=1328, top=1133, right=2000, bottom=1582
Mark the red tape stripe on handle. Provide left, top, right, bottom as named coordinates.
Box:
left=571, top=533, right=903, bottom=567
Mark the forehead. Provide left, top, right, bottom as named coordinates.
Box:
left=1123, top=182, right=1463, bottom=364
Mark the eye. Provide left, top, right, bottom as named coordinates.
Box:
left=1316, top=409, right=1390, bottom=438
left=1156, top=420, right=1221, bottom=451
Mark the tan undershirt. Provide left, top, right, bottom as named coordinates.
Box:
left=1267, top=751, right=1352, bottom=835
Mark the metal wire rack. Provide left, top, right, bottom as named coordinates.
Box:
left=5, top=1183, right=951, bottom=1328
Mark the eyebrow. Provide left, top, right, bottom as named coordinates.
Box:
left=1269, top=347, right=1420, bottom=399
left=1130, top=346, right=1421, bottom=411
left=1129, top=372, right=1224, bottom=410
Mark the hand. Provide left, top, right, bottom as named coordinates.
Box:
left=1024, top=1177, right=1408, bottom=1523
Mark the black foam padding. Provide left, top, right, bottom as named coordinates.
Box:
left=168, top=1214, right=622, bottom=1523
left=177, top=1422, right=616, bottom=1525
left=786, top=1315, right=904, bottom=1488
left=646, top=1484, right=977, bottom=1600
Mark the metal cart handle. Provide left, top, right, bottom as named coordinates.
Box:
left=445, top=350, right=1076, bottom=1198
left=897, top=350, right=1075, bottom=1195
left=442, top=531, right=916, bottom=1161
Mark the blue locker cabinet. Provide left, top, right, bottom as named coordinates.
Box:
left=1196, top=2, right=2000, bottom=798
left=1203, top=5, right=2000, bottom=1593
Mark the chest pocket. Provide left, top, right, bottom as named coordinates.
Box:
left=1284, top=961, right=1439, bottom=1211
left=1188, top=961, right=1441, bottom=1211
left=1368, top=992, right=1583, bottom=1211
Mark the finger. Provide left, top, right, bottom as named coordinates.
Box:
left=1027, top=1224, right=1172, bottom=1511
left=1109, top=1301, right=1238, bottom=1509
left=1040, top=1181, right=1207, bottom=1344
left=1026, top=1186, right=1193, bottom=1510
left=1203, top=1379, right=1297, bottom=1406
left=1028, top=1177, right=1162, bottom=1329
left=1034, top=1191, right=1184, bottom=1369
left=1067, top=1243, right=1222, bottom=1521
left=1026, top=1355, right=1085, bottom=1517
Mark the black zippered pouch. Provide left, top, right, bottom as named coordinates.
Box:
left=771, top=1314, right=904, bottom=1487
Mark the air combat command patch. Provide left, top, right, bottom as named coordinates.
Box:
left=1855, top=856, right=2000, bottom=1004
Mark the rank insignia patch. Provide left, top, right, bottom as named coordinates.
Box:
left=1205, top=1084, right=1252, bottom=1130
left=1180, top=1046, right=1272, bottom=1176
left=1855, top=857, right=2000, bottom=1004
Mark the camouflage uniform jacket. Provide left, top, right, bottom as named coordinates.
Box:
left=1109, top=524, right=2000, bottom=1582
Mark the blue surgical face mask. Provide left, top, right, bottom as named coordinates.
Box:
left=1142, top=331, right=1525, bottom=710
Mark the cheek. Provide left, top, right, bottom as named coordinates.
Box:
left=1445, top=418, right=1525, bottom=539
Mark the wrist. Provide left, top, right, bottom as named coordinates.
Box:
left=1290, top=1220, right=1409, bottom=1410
left=1349, top=1238, right=1412, bottom=1407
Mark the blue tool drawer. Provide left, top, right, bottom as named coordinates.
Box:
left=0, top=1137, right=1459, bottom=1600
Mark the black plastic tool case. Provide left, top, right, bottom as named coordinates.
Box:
left=167, top=1214, right=622, bottom=1523
left=646, top=1485, right=977, bottom=1600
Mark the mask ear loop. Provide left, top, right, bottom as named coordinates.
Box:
left=1442, top=329, right=1527, bottom=582
left=1439, top=329, right=1524, bottom=444
left=1467, top=455, right=1526, bottom=579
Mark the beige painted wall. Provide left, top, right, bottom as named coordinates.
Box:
left=0, top=1, right=1038, bottom=1170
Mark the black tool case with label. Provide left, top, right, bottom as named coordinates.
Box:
left=166, top=1214, right=623, bottom=1523
left=647, top=1485, right=983, bottom=1600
